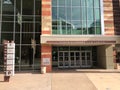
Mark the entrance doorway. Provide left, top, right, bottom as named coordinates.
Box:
left=58, top=51, right=92, bottom=68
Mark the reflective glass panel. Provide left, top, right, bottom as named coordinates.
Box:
left=52, top=0, right=102, bottom=35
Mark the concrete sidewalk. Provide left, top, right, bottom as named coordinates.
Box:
left=0, top=72, right=52, bottom=90
left=0, top=69, right=120, bottom=90
left=52, top=72, right=96, bottom=90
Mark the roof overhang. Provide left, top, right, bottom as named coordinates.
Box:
left=41, top=35, right=120, bottom=46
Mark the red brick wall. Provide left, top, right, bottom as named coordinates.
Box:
left=41, top=45, right=52, bottom=72
left=104, top=0, right=115, bottom=35
left=41, top=0, right=52, bottom=72
left=41, top=0, right=52, bottom=35
left=112, top=0, right=120, bottom=35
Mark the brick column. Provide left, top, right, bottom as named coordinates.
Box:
left=41, top=0, right=52, bottom=72
left=41, top=0, right=52, bottom=35
left=41, top=45, right=52, bottom=72
left=104, top=0, right=115, bottom=35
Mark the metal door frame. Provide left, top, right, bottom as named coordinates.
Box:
left=81, top=51, right=92, bottom=68
left=58, top=51, right=69, bottom=68
left=58, top=50, right=92, bottom=68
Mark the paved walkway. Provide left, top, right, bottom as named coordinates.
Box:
left=0, top=72, right=51, bottom=90
left=0, top=69, right=120, bottom=90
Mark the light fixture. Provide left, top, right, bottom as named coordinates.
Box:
left=3, top=0, right=12, bottom=5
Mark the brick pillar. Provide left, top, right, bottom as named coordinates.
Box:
left=104, top=0, right=115, bottom=35
left=41, top=0, right=52, bottom=72
left=41, top=45, right=52, bottom=72
left=41, top=0, right=52, bottom=35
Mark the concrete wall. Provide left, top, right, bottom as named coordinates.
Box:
left=97, top=46, right=106, bottom=68
left=105, top=45, right=114, bottom=69
left=97, top=45, right=114, bottom=69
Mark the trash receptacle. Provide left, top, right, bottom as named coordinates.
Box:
left=41, top=66, right=46, bottom=74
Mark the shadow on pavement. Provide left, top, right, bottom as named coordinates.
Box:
left=52, top=68, right=120, bottom=73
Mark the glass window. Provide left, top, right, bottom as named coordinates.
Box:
left=22, top=0, right=34, bottom=15
left=58, top=0, right=65, bottom=6
left=22, top=16, right=34, bottom=22
left=15, top=33, right=20, bottom=44
left=59, top=46, right=69, bottom=51
left=96, top=27, right=101, bottom=34
left=82, top=7, right=87, bottom=20
left=66, top=7, right=71, bottom=20
left=1, top=22, right=14, bottom=32
left=87, top=20, right=94, bottom=27
left=35, top=0, right=41, bottom=15
left=0, top=1, right=1, bottom=14
left=58, top=7, right=66, bottom=19
left=52, top=7, right=57, bottom=20
left=52, top=0, right=57, bottom=6
left=88, top=27, right=95, bottom=34
left=72, top=0, right=80, bottom=6
left=52, top=0, right=102, bottom=35
left=87, top=0, right=93, bottom=8
left=87, top=8, right=94, bottom=20
left=94, top=0, right=100, bottom=8
left=1, top=33, right=13, bottom=41
left=2, top=0, right=14, bottom=15
left=16, top=0, right=21, bottom=14
left=72, top=7, right=81, bottom=20
left=81, top=0, right=86, bottom=6
left=2, top=16, right=14, bottom=21
left=66, top=0, right=71, bottom=6
left=95, top=9, right=100, bottom=20
left=0, top=0, right=41, bottom=71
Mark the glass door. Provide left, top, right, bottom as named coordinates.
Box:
left=58, top=52, right=64, bottom=68
left=58, top=51, right=69, bottom=68
left=70, top=51, right=81, bottom=68
left=81, top=51, right=92, bottom=68
left=70, top=52, right=75, bottom=67
left=75, top=52, right=81, bottom=67
left=58, top=51, right=92, bottom=68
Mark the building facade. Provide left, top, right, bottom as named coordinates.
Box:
left=0, top=0, right=120, bottom=72
left=41, top=0, right=120, bottom=72
left=0, top=0, right=41, bottom=71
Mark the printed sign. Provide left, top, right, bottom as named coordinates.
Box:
left=4, top=41, right=15, bottom=76
left=7, top=60, right=13, bottom=65
left=42, top=58, right=50, bottom=65
left=7, top=43, right=15, bottom=49
left=7, top=49, right=15, bottom=54
left=7, top=54, right=14, bottom=60
left=6, top=66, right=13, bottom=71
